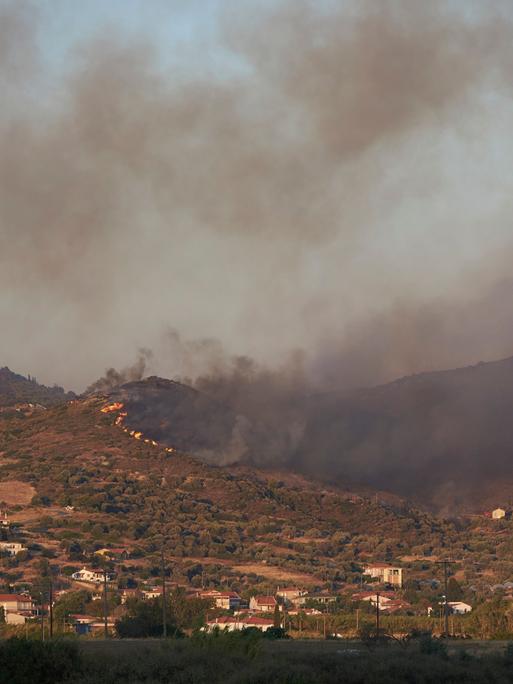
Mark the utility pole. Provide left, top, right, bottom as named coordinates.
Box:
left=436, top=560, right=453, bottom=638
left=103, top=568, right=109, bottom=639
left=375, top=591, right=380, bottom=639
left=161, top=549, right=167, bottom=638
left=323, top=609, right=327, bottom=639
left=49, top=574, right=53, bottom=638
left=40, top=592, right=45, bottom=641
left=356, top=608, right=360, bottom=632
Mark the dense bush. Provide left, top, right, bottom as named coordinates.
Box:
left=0, top=637, right=82, bottom=684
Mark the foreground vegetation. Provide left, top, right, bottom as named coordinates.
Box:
left=4, top=633, right=513, bottom=684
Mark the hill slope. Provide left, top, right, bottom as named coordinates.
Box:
left=99, top=357, right=513, bottom=509
left=0, top=367, right=75, bottom=407
left=298, top=356, right=513, bottom=508
left=0, top=394, right=460, bottom=588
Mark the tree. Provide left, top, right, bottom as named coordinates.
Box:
left=115, top=599, right=183, bottom=638
left=273, top=603, right=282, bottom=628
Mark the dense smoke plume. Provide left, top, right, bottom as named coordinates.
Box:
left=3, top=0, right=513, bottom=502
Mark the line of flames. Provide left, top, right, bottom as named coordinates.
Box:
left=100, top=402, right=175, bottom=453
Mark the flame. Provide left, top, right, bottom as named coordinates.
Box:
left=99, top=402, right=176, bottom=453
left=101, top=402, right=124, bottom=413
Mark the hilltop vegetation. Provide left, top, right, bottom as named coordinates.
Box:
left=0, top=367, right=75, bottom=408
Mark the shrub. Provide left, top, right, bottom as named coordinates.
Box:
left=0, top=638, right=82, bottom=684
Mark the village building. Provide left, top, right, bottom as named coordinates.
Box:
left=352, top=591, right=396, bottom=610
left=0, top=542, right=27, bottom=556
left=71, top=567, right=114, bottom=584
left=448, top=601, right=472, bottom=614
left=199, top=590, right=241, bottom=610
left=94, top=547, right=129, bottom=560
left=249, top=595, right=277, bottom=612
left=0, top=593, right=35, bottom=613
left=276, top=587, right=308, bottom=605
left=492, top=508, right=507, bottom=520
left=141, top=587, right=163, bottom=600
left=364, top=563, right=403, bottom=587
left=204, top=615, right=274, bottom=632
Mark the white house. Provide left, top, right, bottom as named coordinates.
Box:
left=448, top=601, right=472, bottom=614
left=204, top=615, right=274, bottom=632
left=276, top=587, right=308, bottom=605
left=71, top=567, right=113, bottom=584
left=364, top=563, right=403, bottom=587
left=492, top=508, right=506, bottom=520
left=0, top=542, right=27, bottom=556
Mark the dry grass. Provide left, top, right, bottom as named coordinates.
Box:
left=0, top=480, right=35, bottom=505
left=232, top=563, right=318, bottom=584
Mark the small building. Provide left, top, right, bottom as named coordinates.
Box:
left=0, top=542, right=27, bottom=556
left=249, top=595, right=277, bottom=612
left=492, top=508, right=507, bottom=520
left=71, top=567, right=113, bottom=584
left=0, top=594, right=35, bottom=614
left=276, top=587, right=307, bottom=605
left=70, top=614, right=96, bottom=636
left=141, top=587, right=163, bottom=600
left=364, top=563, right=403, bottom=587
left=5, top=611, right=32, bottom=625
left=95, top=547, right=129, bottom=560
left=448, top=601, right=472, bottom=615
left=120, top=588, right=140, bottom=604
left=204, top=615, right=274, bottom=632
left=200, top=590, right=241, bottom=610
left=352, top=591, right=396, bottom=610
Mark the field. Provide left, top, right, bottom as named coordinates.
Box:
left=4, top=636, right=513, bottom=684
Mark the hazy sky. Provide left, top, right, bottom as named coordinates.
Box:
left=2, top=0, right=513, bottom=391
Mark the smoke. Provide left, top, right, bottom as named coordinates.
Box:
left=85, top=348, right=152, bottom=394
left=2, top=0, right=513, bottom=407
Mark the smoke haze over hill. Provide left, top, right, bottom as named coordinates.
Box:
left=2, top=0, right=513, bottom=395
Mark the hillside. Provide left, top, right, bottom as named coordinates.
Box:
left=1, top=392, right=513, bottom=599
left=0, top=367, right=75, bottom=408
left=298, top=356, right=513, bottom=509
left=0, top=397, right=468, bottom=586
left=96, top=357, right=513, bottom=510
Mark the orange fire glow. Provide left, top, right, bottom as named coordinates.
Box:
left=101, top=402, right=124, bottom=413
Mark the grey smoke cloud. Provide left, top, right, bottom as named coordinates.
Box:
left=1, top=0, right=513, bottom=392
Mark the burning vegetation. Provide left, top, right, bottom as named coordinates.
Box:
left=100, top=402, right=175, bottom=453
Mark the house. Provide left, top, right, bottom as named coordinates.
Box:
left=5, top=612, right=32, bottom=625
left=95, top=547, right=129, bottom=560
left=70, top=614, right=96, bottom=636
left=0, top=594, right=35, bottom=614
left=71, top=567, right=113, bottom=584
left=364, top=563, right=403, bottom=587
left=204, top=615, right=274, bottom=632
left=141, top=587, right=163, bottom=600
left=287, top=607, right=322, bottom=616
left=380, top=599, right=412, bottom=614
left=309, top=594, right=337, bottom=605
left=448, top=601, right=472, bottom=614
left=276, top=587, right=307, bottom=605
left=0, top=542, right=27, bottom=556
left=200, top=590, right=241, bottom=610
left=249, top=595, right=277, bottom=612
left=120, top=588, right=140, bottom=604
left=492, top=508, right=507, bottom=520
left=352, top=591, right=396, bottom=610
